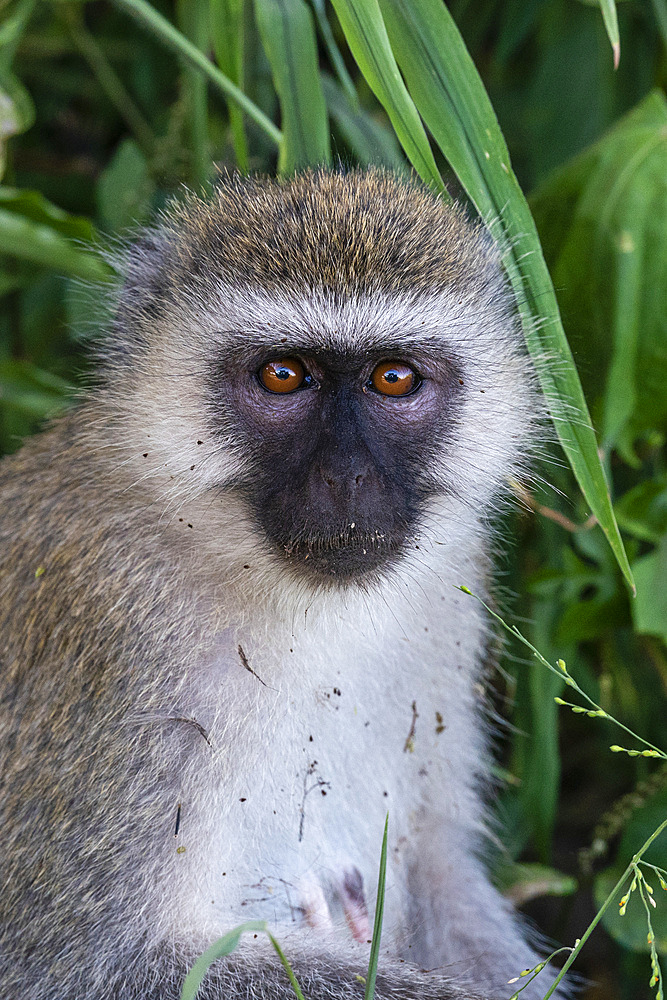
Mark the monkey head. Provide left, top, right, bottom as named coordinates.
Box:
left=103, top=170, right=535, bottom=587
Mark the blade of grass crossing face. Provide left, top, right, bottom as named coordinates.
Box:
left=373, top=0, right=633, bottom=591
left=210, top=0, right=249, bottom=170
left=329, top=0, right=447, bottom=196
left=253, top=0, right=331, bottom=172
left=365, top=815, right=389, bottom=1000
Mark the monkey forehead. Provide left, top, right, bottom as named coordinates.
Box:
left=162, top=169, right=499, bottom=297
left=179, top=282, right=519, bottom=370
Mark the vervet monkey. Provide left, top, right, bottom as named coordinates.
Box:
left=0, top=170, right=553, bottom=1000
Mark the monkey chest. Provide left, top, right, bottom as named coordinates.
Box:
left=165, top=619, right=477, bottom=945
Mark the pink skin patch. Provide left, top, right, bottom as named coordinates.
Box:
left=299, top=867, right=370, bottom=943
left=300, top=880, right=333, bottom=932
left=341, top=867, right=371, bottom=943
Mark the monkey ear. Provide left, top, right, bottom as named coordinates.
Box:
left=114, top=229, right=173, bottom=326
left=95, top=228, right=175, bottom=366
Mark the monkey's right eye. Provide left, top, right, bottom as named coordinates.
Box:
left=258, top=358, right=308, bottom=394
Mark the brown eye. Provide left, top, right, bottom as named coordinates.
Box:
left=259, top=358, right=306, bottom=394
left=369, top=360, right=419, bottom=397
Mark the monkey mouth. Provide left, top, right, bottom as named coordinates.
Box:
left=277, top=527, right=406, bottom=584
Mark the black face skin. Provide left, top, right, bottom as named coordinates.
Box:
left=209, top=341, right=462, bottom=585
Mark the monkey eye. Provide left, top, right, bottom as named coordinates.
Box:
left=258, top=358, right=311, bottom=394
left=367, top=360, right=421, bottom=397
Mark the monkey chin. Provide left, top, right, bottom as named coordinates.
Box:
left=277, top=529, right=406, bottom=587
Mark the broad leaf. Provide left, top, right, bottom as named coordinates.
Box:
left=0, top=186, right=95, bottom=240
left=0, top=359, right=72, bottom=419
left=632, top=537, right=667, bottom=644
left=531, top=91, right=667, bottom=464
left=0, top=205, right=112, bottom=282
left=97, top=139, right=154, bottom=231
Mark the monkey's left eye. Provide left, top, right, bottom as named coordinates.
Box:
left=258, top=358, right=310, bottom=394
left=367, top=361, right=421, bottom=397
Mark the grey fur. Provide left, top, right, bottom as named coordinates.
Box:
left=0, top=170, right=555, bottom=999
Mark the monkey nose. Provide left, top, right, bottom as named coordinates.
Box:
left=319, top=466, right=365, bottom=491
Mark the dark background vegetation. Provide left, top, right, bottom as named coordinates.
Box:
left=1, top=1, right=666, bottom=997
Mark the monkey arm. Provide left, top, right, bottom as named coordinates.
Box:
left=135, top=944, right=498, bottom=1000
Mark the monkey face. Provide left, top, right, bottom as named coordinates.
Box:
left=111, top=172, right=536, bottom=589
left=210, top=340, right=462, bottom=584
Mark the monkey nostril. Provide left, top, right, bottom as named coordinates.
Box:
left=319, top=466, right=366, bottom=492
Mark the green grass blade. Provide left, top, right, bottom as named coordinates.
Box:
left=0, top=359, right=72, bottom=419
left=109, top=0, right=281, bottom=147
left=0, top=186, right=97, bottom=240
left=0, top=0, right=38, bottom=75
left=0, top=207, right=112, bottom=282
left=321, top=73, right=405, bottom=170
left=329, top=0, right=446, bottom=195
left=267, top=935, right=307, bottom=1000
left=210, top=0, right=249, bottom=170
left=177, top=0, right=211, bottom=186
left=598, top=0, right=621, bottom=69
left=254, top=0, right=331, bottom=172
left=59, top=6, right=156, bottom=157
left=364, top=815, right=389, bottom=1000
left=180, top=921, right=268, bottom=1000
left=311, top=0, right=359, bottom=111
left=375, top=0, right=633, bottom=592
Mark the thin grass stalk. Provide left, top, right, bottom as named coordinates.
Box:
left=109, top=0, right=282, bottom=146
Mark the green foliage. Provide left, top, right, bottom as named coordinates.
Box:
left=254, top=0, right=330, bottom=172
left=595, top=787, right=667, bottom=953
left=373, top=0, right=632, bottom=588
left=364, top=814, right=388, bottom=1000
left=180, top=921, right=269, bottom=1000
left=531, top=91, right=667, bottom=459
left=466, top=587, right=667, bottom=997
left=1, top=1, right=666, bottom=996
left=329, top=0, right=445, bottom=190
left=210, top=0, right=248, bottom=168
left=97, top=137, right=154, bottom=228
